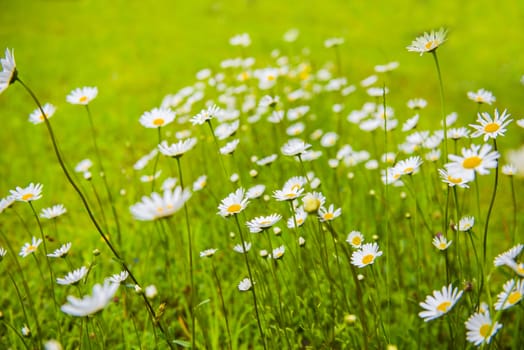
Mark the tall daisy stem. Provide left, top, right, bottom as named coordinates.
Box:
left=16, top=78, right=175, bottom=350
left=233, top=214, right=266, bottom=349
left=431, top=51, right=448, bottom=160
left=482, top=139, right=499, bottom=264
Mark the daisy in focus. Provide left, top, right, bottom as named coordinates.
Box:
left=470, top=109, right=512, bottom=141
left=465, top=310, right=502, bottom=346
left=445, top=144, right=500, bottom=178
left=346, top=231, right=364, bottom=248
left=61, top=280, right=119, bottom=317
left=217, top=188, right=249, bottom=217
left=407, top=28, right=448, bottom=55
left=494, top=279, right=524, bottom=310
left=139, top=107, right=175, bottom=128
left=318, top=204, right=341, bottom=222
left=418, top=284, right=463, bottom=322
left=351, top=243, right=383, bottom=268
left=66, top=86, right=98, bottom=105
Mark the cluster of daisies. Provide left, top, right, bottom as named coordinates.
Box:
left=419, top=244, right=523, bottom=346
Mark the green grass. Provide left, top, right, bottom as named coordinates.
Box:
left=1, top=0, right=524, bottom=349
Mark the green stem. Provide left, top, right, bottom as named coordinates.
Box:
left=431, top=51, right=448, bottom=160
left=483, top=139, right=499, bottom=264
left=151, top=127, right=162, bottom=192
left=211, top=261, right=233, bottom=350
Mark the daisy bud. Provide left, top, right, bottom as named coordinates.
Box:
left=263, top=194, right=271, bottom=201
left=273, top=227, right=282, bottom=236
left=347, top=172, right=354, bottom=180
left=298, top=236, right=306, bottom=246
left=400, top=192, right=407, bottom=199
left=369, top=190, right=376, bottom=196
left=344, top=314, right=357, bottom=324
left=229, top=232, right=235, bottom=239
left=249, top=169, right=258, bottom=178
left=93, top=249, right=101, bottom=256
left=372, top=235, right=379, bottom=241
left=357, top=274, right=364, bottom=281
left=260, top=250, right=269, bottom=258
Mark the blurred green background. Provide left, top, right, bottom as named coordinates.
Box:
left=1, top=0, right=523, bottom=191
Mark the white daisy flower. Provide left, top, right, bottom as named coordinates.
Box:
left=432, top=234, right=452, bottom=251
left=139, top=107, right=175, bottom=128
left=246, top=214, right=282, bottom=233
left=66, top=86, right=98, bottom=105
left=106, top=271, right=129, bottom=284
left=10, top=182, right=43, bottom=202
left=494, top=279, right=524, bottom=310
left=407, top=28, right=447, bottom=55
left=281, top=138, right=312, bottom=156
left=418, top=284, right=463, bottom=322
left=47, top=242, right=72, bottom=258
left=318, top=204, right=341, bottom=222
left=220, top=139, right=240, bottom=155
left=457, top=216, right=475, bottom=232
left=130, top=187, right=191, bottom=221
left=286, top=206, right=308, bottom=229
left=158, top=138, right=197, bottom=158
left=217, top=188, right=249, bottom=217
left=346, top=231, right=364, bottom=248
left=200, top=248, right=218, bottom=258
left=61, top=280, right=119, bottom=317
left=238, top=278, right=253, bottom=291
left=246, top=184, right=266, bottom=199
left=191, top=104, right=221, bottom=125
left=470, top=109, right=512, bottom=142
left=272, top=246, right=285, bottom=259
left=40, top=204, right=67, bottom=219
left=351, top=243, right=383, bottom=268
left=57, top=267, right=88, bottom=286
left=494, top=244, right=523, bottom=267
left=192, top=175, right=207, bottom=191
left=28, top=103, right=56, bottom=124
left=467, top=88, right=496, bottom=105
left=19, top=237, right=42, bottom=258
left=0, top=48, right=17, bottom=95
left=233, top=241, right=252, bottom=253
left=445, top=144, right=500, bottom=178
left=465, top=311, right=502, bottom=346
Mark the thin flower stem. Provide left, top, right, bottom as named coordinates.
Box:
left=16, top=78, right=175, bottom=350
left=211, top=260, right=233, bottom=350
left=88, top=179, right=109, bottom=232
left=206, top=120, right=229, bottom=180
left=151, top=127, right=162, bottom=192
left=85, top=105, right=122, bottom=246
left=0, top=320, right=30, bottom=350
left=483, top=139, right=499, bottom=264
left=233, top=214, right=267, bottom=350
left=431, top=51, right=448, bottom=160
left=510, top=176, right=518, bottom=244
left=175, top=156, right=196, bottom=349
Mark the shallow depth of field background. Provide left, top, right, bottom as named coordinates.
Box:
left=1, top=0, right=524, bottom=349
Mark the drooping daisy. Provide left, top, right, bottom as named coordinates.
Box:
left=246, top=184, right=266, bottom=199
left=106, top=271, right=129, bottom=284
left=57, top=266, right=88, bottom=285
left=281, top=138, right=312, bottom=156
left=286, top=207, right=308, bottom=229
left=19, top=237, right=43, bottom=258
left=318, top=204, right=342, bottom=222
left=467, top=88, right=496, bottom=105
left=10, top=182, right=43, bottom=202
left=139, top=107, right=175, bottom=128
left=190, top=104, right=221, bottom=125
left=200, top=248, right=218, bottom=258
left=470, top=109, right=512, bottom=141
left=217, top=188, right=249, bottom=217
left=61, top=280, right=119, bottom=317
left=66, top=87, right=98, bottom=105
left=494, top=279, right=524, bottom=310
left=47, top=242, right=72, bottom=258
left=432, top=233, right=452, bottom=251
left=446, top=143, right=500, bottom=178
left=238, top=278, right=253, bottom=291
left=457, top=216, right=475, bottom=232
left=407, top=28, right=448, bottom=56
left=246, top=214, right=282, bottom=233
left=220, top=139, right=240, bottom=155
left=0, top=48, right=17, bottom=94
left=233, top=241, right=252, bottom=253
left=351, top=243, right=383, bottom=268
left=465, top=311, right=502, bottom=346
left=28, top=103, right=56, bottom=124
left=272, top=246, right=285, bottom=259
left=40, top=204, right=67, bottom=219
left=158, top=138, right=197, bottom=158
left=130, top=186, right=191, bottom=221
left=418, top=284, right=463, bottom=322
left=346, top=231, right=364, bottom=248
left=302, top=192, right=326, bottom=213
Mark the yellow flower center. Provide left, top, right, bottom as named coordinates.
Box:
left=260, top=220, right=271, bottom=226
left=516, top=264, right=524, bottom=275
left=241, top=72, right=249, bottom=81
left=291, top=184, right=301, bottom=191
left=484, top=123, right=500, bottom=133
left=424, top=40, right=436, bottom=50
left=447, top=175, right=462, bottom=184
left=438, top=243, right=447, bottom=249
left=156, top=207, right=164, bottom=213
left=27, top=245, right=37, bottom=253
left=153, top=118, right=165, bottom=126
left=227, top=204, right=242, bottom=213
left=39, top=114, right=46, bottom=121
left=21, top=193, right=34, bottom=201
left=323, top=213, right=334, bottom=220
left=403, top=167, right=414, bottom=174
left=479, top=324, right=490, bottom=338
left=463, top=156, right=481, bottom=169
left=436, top=301, right=451, bottom=313
left=352, top=237, right=361, bottom=246
left=79, top=96, right=88, bottom=103
left=267, top=74, right=276, bottom=81
left=362, top=254, right=374, bottom=265
left=296, top=218, right=304, bottom=225
left=508, top=291, right=521, bottom=305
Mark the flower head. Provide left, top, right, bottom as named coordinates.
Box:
left=19, top=237, right=42, bottom=257
left=66, top=87, right=98, bottom=105
left=191, top=104, right=220, bottom=125
left=130, top=187, right=191, bottom=221
left=40, top=204, right=67, bottom=219
left=139, top=107, right=175, bottom=128
left=281, top=139, right=312, bottom=156
left=457, top=216, right=475, bottom=232
left=47, top=242, right=72, bottom=258
left=200, top=248, right=218, bottom=258
left=193, top=175, right=207, bottom=191
left=272, top=246, right=285, bottom=259
left=0, top=48, right=17, bottom=94
left=393, top=156, right=423, bottom=176
left=61, top=280, right=119, bottom=317
left=494, top=244, right=523, bottom=268
left=407, top=28, right=448, bottom=55
left=438, top=168, right=474, bottom=188
left=494, top=279, right=524, bottom=310
left=217, top=188, right=249, bottom=217
left=446, top=144, right=500, bottom=178
left=346, top=231, right=364, bottom=248
left=432, top=233, right=452, bottom=251
left=57, top=266, right=88, bottom=285
left=106, top=271, right=129, bottom=284
left=10, top=183, right=43, bottom=202
left=351, top=243, right=383, bottom=268
left=470, top=109, right=512, bottom=142
left=467, top=88, right=496, bottom=105
left=465, top=311, right=502, bottom=346
left=246, top=214, right=282, bottom=233
left=29, top=103, right=56, bottom=124
left=158, top=138, right=197, bottom=158
left=419, top=284, right=463, bottom=321
left=238, top=278, right=253, bottom=291
left=318, top=204, right=341, bottom=222
left=246, top=184, right=265, bottom=199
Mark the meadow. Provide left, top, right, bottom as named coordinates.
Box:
left=1, top=0, right=524, bottom=349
